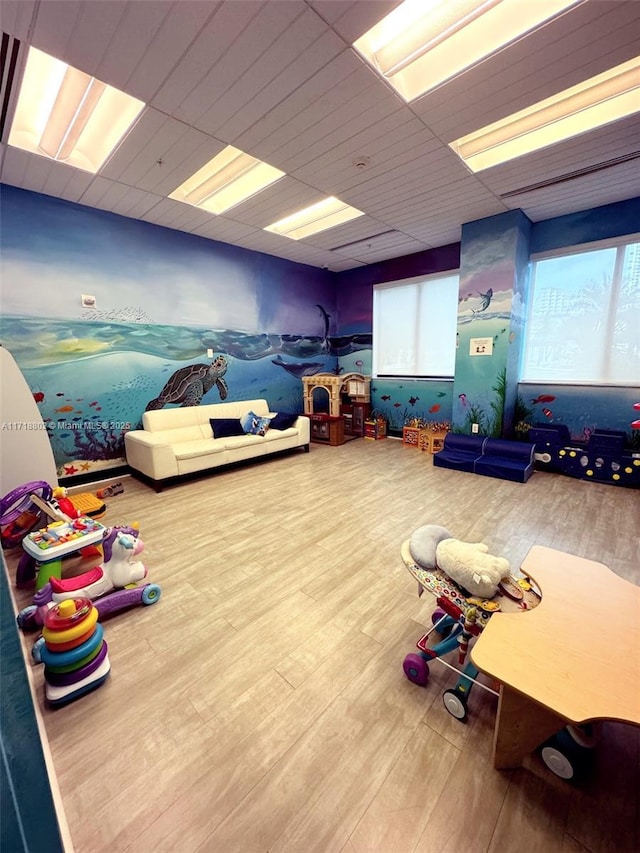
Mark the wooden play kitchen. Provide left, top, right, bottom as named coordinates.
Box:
left=303, top=373, right=371, bottom=445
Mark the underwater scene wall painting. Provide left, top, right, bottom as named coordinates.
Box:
left=452, top=216, right=528, bottom=438
left=1, top=186, right=343, bottom=480
left=2, top=316, right=374, bottom=478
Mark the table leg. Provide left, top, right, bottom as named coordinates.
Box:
left=492, top=684, right=567, bottom=769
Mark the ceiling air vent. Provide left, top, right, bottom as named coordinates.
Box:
left=500, top=151, right=640, bottom=198
left=0, top=32, right=21, bottom=142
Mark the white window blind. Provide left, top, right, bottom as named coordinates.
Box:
left=373, top=273, right=459, bottom=377
left=521, top=239, right=640, bottom=384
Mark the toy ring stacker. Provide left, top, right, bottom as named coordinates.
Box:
left=43, top=597, right=93, bottom=631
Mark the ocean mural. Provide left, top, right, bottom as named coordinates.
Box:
left=2, top=186, right=638, bottom=481
left=1, top=316, right=371, bottom=477
left=451, top=213, right=530, bottom=437
left=0, top=186, right=346, bottom=479
left=515, top=384, right=640, bottom=450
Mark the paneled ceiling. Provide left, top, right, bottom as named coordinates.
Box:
left=1, top=0, right=639, bottom=271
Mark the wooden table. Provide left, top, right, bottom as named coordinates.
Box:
left=471, top=546, right=640, bottom=768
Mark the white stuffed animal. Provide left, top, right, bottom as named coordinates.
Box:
left=436, top=538, right=510, bottom=599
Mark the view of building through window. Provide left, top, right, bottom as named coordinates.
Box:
left=522, top=239, right=640, bottom=384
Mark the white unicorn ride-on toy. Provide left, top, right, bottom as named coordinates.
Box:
left=17, top=526, right=161, bottom=642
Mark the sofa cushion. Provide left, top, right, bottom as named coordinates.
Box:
left=150, top=425, right=205, bottom=445
left=220, top=434, right=266, bottom=450
left=269, top=411, right=298, bottom=431
left=241, top=410, right=271, bottom=436
left=174, top=440, right=226, bottom=461
left=210, top=417, right=244, bottom=439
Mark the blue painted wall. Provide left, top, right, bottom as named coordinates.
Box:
left=0, top=186, right=342, bottom=479
left=1, top=187, right=638, bottom=461
left=336, top=196, right=640, bottom=445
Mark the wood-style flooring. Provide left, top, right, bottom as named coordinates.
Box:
left=6, top=438, right=640, bottom=853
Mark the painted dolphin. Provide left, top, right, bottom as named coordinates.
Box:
left=472, top=288, right=493, bottom=314
left=272, top=355, right=324, bottom=378
left=315, top=303, right=331, bottom=337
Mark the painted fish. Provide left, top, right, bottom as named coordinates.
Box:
left=33, top=392, right=44, bottom=403
left=531, top=395, right=556, bottom=404
left=458, top=394, right=468, bottom=406
left=393, top=402, right=402, bottom=408
left=55, top=405, right=74, bottom=413
left=381, top=395, right=391, bottom=401
left=408, top=396, right=419, bottom=406
left=542, top=408, right=553, bottom=419
left=429, top=404, right=441, bottom=413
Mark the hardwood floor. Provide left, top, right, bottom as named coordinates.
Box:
left=6, top=438, right=640, bottom=853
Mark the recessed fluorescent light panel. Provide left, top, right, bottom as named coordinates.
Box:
left=264, top=197, right=365, bottom=240
left=450, top=55, right=640, bottom=171
left=8, top=46, right=145, bottom=173
left=353, top=0, right=581, bottom=102
left=169, top=146, right=285, bottom=214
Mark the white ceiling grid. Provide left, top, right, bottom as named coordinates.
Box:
left=0, top=0, right=638, bottom=270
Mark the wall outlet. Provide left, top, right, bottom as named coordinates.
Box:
left=207, top=348, right=213, bottom=358
left=471, top=423, right=479, bottom=434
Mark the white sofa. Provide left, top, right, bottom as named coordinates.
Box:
left=124, top=399, right=310, bottom=489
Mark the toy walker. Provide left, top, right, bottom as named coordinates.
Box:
left=401, top=525, right=542, bottom=719
left=18, top=526, right=161, bottom=659
left=400, top=527, right=611, bottom=780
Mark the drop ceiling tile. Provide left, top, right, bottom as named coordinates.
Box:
left=151, top=1, right=263, bottom=120
left=1, top=1, right=38, bottom=41
left=124, top=1, right=221, bottom=104
left=217, top=27, right=347, bottom=144
left=310, top=0, right=399, bottom=43
left=180, top=1, right=307, bottom=132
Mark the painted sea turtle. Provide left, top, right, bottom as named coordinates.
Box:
left=145, top=356, right=228, bottom=411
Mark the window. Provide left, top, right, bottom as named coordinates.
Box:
left=373, top=273, right=459, bottom=378
left=521, top=237, right=640, bottom=384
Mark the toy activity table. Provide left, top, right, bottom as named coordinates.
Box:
left=471, top=546, right=640, bottom=769
left=22, top=517, right=107, bottom=589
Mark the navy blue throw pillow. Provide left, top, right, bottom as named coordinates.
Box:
left=210, top=418, right=245, bottom=438
left=269, top=412, right=298, bottom=431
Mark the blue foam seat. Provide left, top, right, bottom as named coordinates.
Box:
left=433, top=435, right=535, bottom=482
left=433, top=434, right=487, bottom=473
left=474, top=438, right=535, bottom=483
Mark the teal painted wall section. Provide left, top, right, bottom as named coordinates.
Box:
left=1, top=554, right=64, bottom=853
left=504, top=214, right=532, bottom=435
left=452, top=210, right=531, bottom=436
